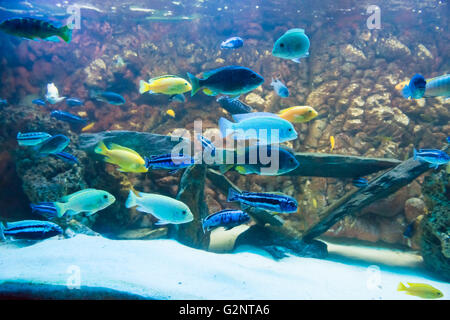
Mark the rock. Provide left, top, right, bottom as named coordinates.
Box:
left=305, top=119, right=327, bottom=148
left=404, top=198, right=427, bottom=222
left=347, top=107, right=364, bottom=118
left=343, top=119, right=363, bottom=131
left=244, top=93, right=265, bottom=108
left=376, top=37, right=411, bottom=60
left=416, top=44, right=433, bottom=61
left=341, top=44, right=367, bottom=66
left=116, top=228, right=168, bottom=240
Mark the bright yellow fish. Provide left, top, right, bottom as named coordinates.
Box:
left=395, top=80, right=409, bottom=91
left=330, top=136, right=335, bottom=152
left=277, top=106, right=318, bottom=123
left=95, top=141, right=148, bottom=173
left=81, top=122, right=95, bottom=132
left=312, top=198, right=317, bottom=209
left=139, top=75, right=192, bottom=96
left=166, top=109, right=175, bottom=118
left=397, top=282, right=444, bottom=299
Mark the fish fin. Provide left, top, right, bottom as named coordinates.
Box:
left=59, top=25, right=72, bottom=43
left=154, top=220, right=170, bottom=226
left=413, top=148, right=417, bottom=161
left=218, top=117, right=234, bottom=138
left=187, top=72, right=201, bottom=96
left=202, top=88, right=217, bottom=96
left=227, top=188, right=241, bottom=202
left=44, top=36, right=61, bottom=42
left=397, top=282, right=407, bottom=291
left=232, top=112, right=279, bottom=122
left=0, top=221, right=5, bottom=241
left=94, top=141, right=109, bottom=156
left=235, top=166, right=247, bottom=174
left=168, top=169, right=180, bottom=174
left=125, top=190, right=137, bottom=208
left=139, top=80, right=151, bottom=94
left=291, top=58, right=301, bottom=63
left=144, top=156, right=151, bottom=169
left=279, top=106, right=302, bottom=113
left=109, top=143, right=141, bottom=156
left=286, top=28, right=305, bottom=34
left=219, top=164, right=234, bottom=174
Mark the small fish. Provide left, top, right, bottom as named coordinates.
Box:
left=0, top=17, right=72, bottom=43
left=397, top=282, right=443, bottom=299
left=169, top=94, right=186, bottom=103
left=271, top=78, right=289, bottom=98
left=32, top=99, right=46, bottom=106
left=125, top=190, right=193, bottom=225
left=220, top=37, right=244, bottom=49
left=402, top=74, right=427, bottom=99
left=31, top=189, right=116, bottom=218
left=0, top=220, right=62, bottom=241
left=144, top=153, right=194, bottom=172
left=277, top=106, right=318, bottom=123
left=330, top=136, right=335, bottom=152
left=227, top=188, right=298, bottom=213
left=202, top=209, right=250, bottom=233
left=447, top=136, right=450, bottom=144
left=423, top=74, right=450, bottom=99
left=52, top=151, right=79, bottom=164
left=216, top=96, right=253, bottom=115
left=166, top=109, right=176, bottom=118
left=413, top=149, right=450, bottom=169
left=45, top=83, right=65, bottom=104
left=36, top=134, right=70, bottom=155
left=139, top=75, right=191, bottom=96
left=187, top=66, right=264, bottom=97
left=66, top=98, right=83, bottom=107
left=17, top=132, right=52, bottom=146
left=0, top=99, right=7, bottom=106
left=197, top=135, right=216, bottom=157
left=219, top=112, right=297, bottom=144
left=81, top=122, right=96, bottom=132
left=403, top=221, right=415, bottom=239
left=312, top=198, right=318, bottom=209
left=51, top=110, right=87, bottom=126
left=92, top=91, right=126, bottom=105
left=95, top=141, right=147, bottom=173
left=272, top=28, right=310, bottom=63
left=352, top=177, right=368, bottom=188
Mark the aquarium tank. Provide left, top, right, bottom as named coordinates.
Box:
left=0, top=0, right=448, bottom=305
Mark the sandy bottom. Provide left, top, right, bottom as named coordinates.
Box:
left=0, top=235, right=448, bottom=299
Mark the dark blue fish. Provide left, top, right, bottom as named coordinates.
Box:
left=66, top=97, right=83, bottom=107
left=402, top=74, right=427, bottom=99
left=17, top=132, right=52, bottom=146
left=227, top=188, right=298, bottom=213
left=52, top=151, right=79, bottom=164
left=352, top=177, right=368, bottom=188
left=197, top=135, right=216, bottom=156
left=51, top=110, right=87, bottom=126
left=36, top=134, right=70, bottom=154
left=32, top=99, right=46, bottom=106
left=403, top=221, right=415, bottom=239
left=144, top=153, right=194, bottom=172
left=413, top=149, right=450, bottom=169
left=30, top=202, right=58, bottom=219
left=220, top=37, right=244, bottom=49
left=0, top=98, right=8, bottom=106
left=216, top=96, right=253, bottom=115
left=202, top=209, right=250, bottom=233
left=94, top=91, right=126, bottom=105
left=447, top=137, right=450, bottom=144
left=0, top=220, right=62, bottom=241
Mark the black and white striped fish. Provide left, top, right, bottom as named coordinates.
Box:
left=17, top=132, right=52, bottom=146
left=227, top=188, right=298, bottom=213
left=0, top=220, right=62, bottom=241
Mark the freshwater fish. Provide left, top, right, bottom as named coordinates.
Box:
left=31, top=189, right=116, bottom=218
left=271, top=78, right=289, bottom=98
left=81, top=122, right=96, bottom=132
left=330, top=136, right=335, bottom=152
left=397, top=282, right=444, bottom=299
left=413, top=149, right=450, bottom=169
left=0, top=99, right=7, bottom=106
left=169, top=94, right=186, bottom=103
left=139, top=75, right=192, bottom=97
left=272, top=28, right=310, bottom=63
left=17, top=132, right=52, bottom=146
left=216, top=96, right=253, bottom=115
left=202, top=209, right=250, bottom=233
left=32, top=99, right=46, bottom=106
left=0, top=17, right=72, bottom=43
left=219, top=112, right=297, bottom=143
left=45, top=83, right=65, bottom=104
left=125, top=190, right=193, bottom=225
left=197, top=135, right=216, bottom=157
left=0, top=220, right=63, bottom=241
left=352, top=177, right=368, bottom=188
left=51, top=110, right=87, bottom=126
left=36, top=134, right=70, bottom=154
left=93, top=91, right=126, bottom=105
left=66, top=98, right=83, bottom=107
left=220, top=37, right=244, bottom=49
left=95, top=141, right=148, bottom=173
left=395, top=80, right=409, bottom=91
left=447, top=136, right=450, bottom=144
left=187, top=66, right=264, bottom=97
left=52, top=151, right=79, bottom=164
left=423, top=74, right=450, bottom=99
left=277, top=106, right=318, bottom=123
left=227, top=188, right=298, bottom=213
left=144, top=153, right=194, bottom=172
left=166, top=109, right=176, bottom=118
left=402, top=74, right=427, bottom=99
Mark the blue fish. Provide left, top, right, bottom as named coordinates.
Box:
left=402, top=74, right=427, bottom=99
left=30, top=202, right=59, bottom=219
left=52, top=151, right=79, bottom=164
left=51, top=110, right=87, bottom=126
left=197, top=135, right=216, bottom=156
left=202, top=209, right=250, bottom=233
left=32, top=99, right=46, bottom=106
left=413, top=149, right=450, bottom=169
left=271, top=78, right=289, bottom=98
left=0, top=99, right=8, bottom=106
left=227, top=188, right=298, bottom=213
left=403, top=221, right=415, bottom=239
left=93, top=91, right=126, bottom=105
left=144, top=153, right=194, bottom=173
left=66, top=97, right=83, bottom=107
left=447, top=137, right=450, bottom=144
left=36, top=134, right=70, bottom=155
left=17, top=132, right=52, bottom=146
left=169, top=94, right=186, bottom=103
left=0, top=220, right=62, bottom=241
left=352, top=177, right=368, bottom=188
left=216, top=96, right=253, bottom=115
left=220, top=37, right=244, bottom=49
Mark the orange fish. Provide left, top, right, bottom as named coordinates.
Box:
left=81, top=122, right=95, bottom=132
left=395, top=80, right=409, bottom=91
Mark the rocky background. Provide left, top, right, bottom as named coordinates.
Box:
left=0, top=0, right=448, bottom=252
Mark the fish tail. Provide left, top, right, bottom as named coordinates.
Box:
left=227, top=188, right=241, bottom=202
left=125, top=190, right=137, bottom=208
left=30, top=202, right=61, bottom=219
left=0, top=221, right=5, bottom=241
left=59, top=24, right=72, bottom=43
left=187, top=72, right=201, bottom=96
left=53, top=202, right=66, bottom=218
left=139, top=80, right=151, bottom=94
left=218, top=117, right=233, bottom=138
left=94, top=141, right=108, bottom=156
left=397, top=282, right=407, bottom=292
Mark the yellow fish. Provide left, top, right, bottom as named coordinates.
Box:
left=397, top=282, right=444, bottom=299
left=395, top=80, right=409, bottom=91
left=330, top=136, right=335, bottom=152
left=166, top=109, right=175, bottom=118
left=277, top=106, right=318, bottom=123
left=139, top=75, right=192, bottom=96
left=312, top=198, right=317, bottom=209
left=94, top=141, right=148, bottom=173
left=81, top=122, right=95, bottom=132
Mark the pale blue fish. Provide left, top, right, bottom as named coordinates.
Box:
left=271, top=78, right=289, bottom=98
left=17, top=132, right=52, bottom=146
left=414, top=149, right=450, bottom=169
left=220, top=37, right=244, bottom=49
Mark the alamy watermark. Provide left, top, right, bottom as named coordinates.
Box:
left=66, top=5, right=81, bottom=30
left=66, top=265, right=81, bottom=289
left=366, top=5, right=381, bottom=30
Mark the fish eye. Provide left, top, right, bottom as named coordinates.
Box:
left=103, top=195, right=108, bottom=199
left=280, top=43, right=284, bottom=48
left=182, top=210, right=186, bottom=215
left=251, top=74, right=257, bottom=79
left=288, top=128, right=292, bottom=131
left=185, top=83, right=188, bottom=86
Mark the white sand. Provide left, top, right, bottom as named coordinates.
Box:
left=0, top=235, right=448, bottom=299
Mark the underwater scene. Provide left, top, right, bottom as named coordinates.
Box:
left=0, top=0, right=449, bottom=302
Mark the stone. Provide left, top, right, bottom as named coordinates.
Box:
left=404, top=197, right=427, bottom=222
left=376, top=37, right=411, bottom=60
left=244, top=93, right=265, bottom=108
left=341, top=44, right=367, bottom=65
